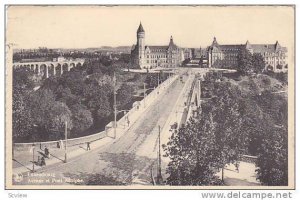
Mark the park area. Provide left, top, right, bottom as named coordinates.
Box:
left=13, top=59, right=173, bottom=144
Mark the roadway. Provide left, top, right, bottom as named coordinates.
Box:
left=14, top=71, right=195, bottom=186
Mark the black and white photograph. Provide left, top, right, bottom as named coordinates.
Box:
left=4, top=5, right=295, bottom=190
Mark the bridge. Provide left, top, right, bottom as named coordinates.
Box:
left=13, top=57, right=85, bottom=78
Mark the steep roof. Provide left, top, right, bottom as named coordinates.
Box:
left=146, top=45, right=168, bottom=52
left=137, top=22, right=145, bottom=33
left=167, top=36, right=179, bottom=50
left=219, top=44, right=244, bottom=51
left=251, top=44, right=287, bottom=53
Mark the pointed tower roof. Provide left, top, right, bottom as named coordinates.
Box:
left=245, top=40, right=252, bottom=49
left=168, top=35, right=177, bottom=50
left=275, top=41, right=281, bottom=50
left=137, top=22, right=145, bottom=33
left=211, top=37, right=219, bottom=47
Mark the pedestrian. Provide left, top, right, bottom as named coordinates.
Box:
left=57, top=141, right=60, bottom=149
left=41, top=157, right=46, bottom=166
left=60, top=140, right=64, bottom=149
left=87, top=142, right=91, bottom=151
left=29, top=145, right=34, bottom=153
left=127, top=119, right=130, bottom=127
left=44, top=147, right=49, bottom=158
left=37, top=156, right=41, bottom=166
left=235, top=162, right=239, bottom=173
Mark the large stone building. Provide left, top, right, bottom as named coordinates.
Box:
left=207, top=37, right=288, bottom=73
left=130, top=23, right=183, bottom=69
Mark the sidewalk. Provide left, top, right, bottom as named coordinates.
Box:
left=13, top=75, right=179, bottom=175
left=160, top=74, right=195, bottom=168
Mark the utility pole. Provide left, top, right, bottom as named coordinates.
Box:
left=32, top=144, right=35, bottom=173
left=113, top=72, right=117, bottom=139
left=157, top=125, right=163, bottom=184
left=64, top=121, right=67, bottom=163
left=7, top=43, right=17, bottom=160
left=198, top=79, right=201, bottom=108
left=143, top=83, right=146, bottom=108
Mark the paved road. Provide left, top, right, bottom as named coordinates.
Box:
left=15, top=73, right=193, bottom=186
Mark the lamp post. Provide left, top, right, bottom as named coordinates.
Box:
left=157, top=125, right=163, bottom=184
left=143, top=83, right=146, bottom=108
left=113, top=72, right=117, bottom=139
left=143, top=84, right=155, bottom=108
left=32, top=144, right=35, bottom=173
left=64, top=121, right=68, bottom=163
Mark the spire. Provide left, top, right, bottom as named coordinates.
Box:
left=169, top=35, right=175, bottom=46
left=212, top=36, right=219, bottom=46
left=168, top=35, right=177, bottom=49
left=275, top=40, right=281, bottom=50
left=245, top=40, right=251, bottom=49
left=137, top=22, right=145, bottom=33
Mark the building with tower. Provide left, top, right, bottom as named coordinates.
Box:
left=130, top=22, right=184, bottom=69
left=207, top=37, right=288, bottom=73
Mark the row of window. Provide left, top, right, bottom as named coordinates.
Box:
left=145, top=54, right=178, bottom=59
left=146, top=60, right=175, bottom=64
left=267, top=61, right=286, bottom=65
left=264, top=52, right=285, bottom=56
left=265, top=56, right=286, bottom=60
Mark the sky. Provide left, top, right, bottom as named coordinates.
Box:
left=6, top=6, right=294, bottom=49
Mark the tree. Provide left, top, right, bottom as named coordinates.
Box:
left=84, top=85, right=112, bottom=127
left=26, top=89, right=73, bottom=141
left=252, top=53, right=265, bottom=73
left=209, top=82, right=244, bottom=179
left=13, top=67, right=35, bottom=92
left=275, top=72, right=288, bottom=85
left=70, top=104, right=93, bottom=137
left=237, top=97, right=259, bottom=154
left=237, top=49, right=254, bottom=75
left=56, top=86, right=80, bottom=107
left=27, top=89, right=57, bottom=128
left=12, top=90, right=34, bottom=142
left=46, top=101, right=73, bottom=140
left=164, top=113, right=222, bottom=185
left=145, top=74, right=159, bottom=88
left=256, top=124, right=288, bottom=186
left=254, top=90, right=288, bottom=127
left=117, top=83, right=135, bottom=108
left=12, top=67, right=36, bottom=142
left=60, top=71, right=86, bottom=96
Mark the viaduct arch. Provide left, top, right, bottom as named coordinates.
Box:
left=13, top=57, right=85, bottom=79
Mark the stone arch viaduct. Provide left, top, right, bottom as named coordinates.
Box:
left=13, top=57, right=85, bottom=78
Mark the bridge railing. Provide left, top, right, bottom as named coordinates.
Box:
left=13, top=130, right=107, bottom=151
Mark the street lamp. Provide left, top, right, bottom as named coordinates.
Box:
left=156, top=125, right=163, bottom=184
left=143, top=83, right=155, bottom=108
left=32, top=144, right=35, bottom=173
left=64, top=121, right=68, bottom=163
left=113, top=72, right=117, bottom=139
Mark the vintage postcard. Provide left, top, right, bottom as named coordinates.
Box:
left=5, top=5, right=295, bottom=189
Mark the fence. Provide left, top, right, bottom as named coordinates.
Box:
left=13, top=130, right=107, bottom=151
